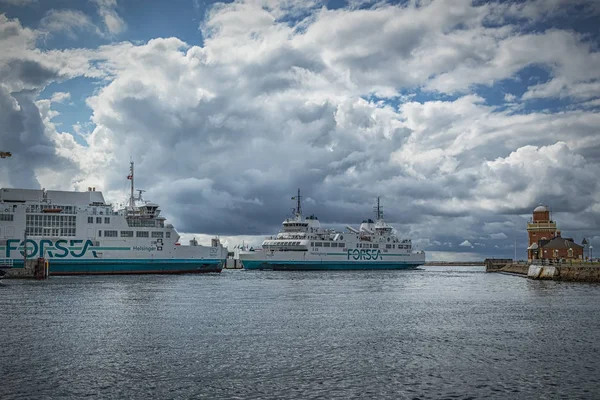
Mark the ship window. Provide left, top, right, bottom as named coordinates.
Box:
left=372, top=244, right=378, bottom=249
left=339, top=243, right=345, bottom=248
left=136, top=231, right=149, bottom=238
left=60, top=228, right=76, bottom=237
left=104, top=230, right=118, bottom=237
left=121, top=231, right=134, bottom=237
left=386, top=244, right=391, bottom=249
left=88, top=216, right=93, bottom=223
left=331, top=243, right=338, bottom=247
left=323, top=242, right=330, bottom=247
left=96, top=217, right=102, bottom=224
left=104, top=217, right=110, bottom=224
left=152, top=231, right=164, bottom=238
left=357, top=244, right=361, bottom=248
left=311, top=242, right=314, bottom=247
left=392, top=244, right=395, bottom=249
left=0, top=214, right=14, bottom=221
left=98, top=230, right=102, bottom=237
left=315, top=242, right=322, bottom=247
left=166, top=232, right=171, bottom=238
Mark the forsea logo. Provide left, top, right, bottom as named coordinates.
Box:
left=347, top=248, right=382, bottom=261
left=5, top=239, right=98, bottom=258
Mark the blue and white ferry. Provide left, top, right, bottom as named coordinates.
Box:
left=239, top=191, right=425, bottom=270
left=0, top=162, right=227, bottom=275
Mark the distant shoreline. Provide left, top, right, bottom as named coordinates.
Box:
left=424, top=261, right=484, bottom=266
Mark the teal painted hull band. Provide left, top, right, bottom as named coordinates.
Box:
left=242, top=260, right=423, bottom=271
left=9, top=259, right=224, bottom=275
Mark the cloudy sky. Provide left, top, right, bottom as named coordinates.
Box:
left=1, top=0, right=599, bottom=260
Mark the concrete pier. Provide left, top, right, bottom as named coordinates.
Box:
left=527, top=263, right=600, bottom=282
left=487, top=260, right=600, bottom=282
left=3, top=258, right=49, bottom=279
left=484, top=258, right=514, bottom=272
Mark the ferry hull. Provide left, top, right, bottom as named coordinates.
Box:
left=11, top=259, right=223, bottom=275
left=242, top=260, right=422, bottom=271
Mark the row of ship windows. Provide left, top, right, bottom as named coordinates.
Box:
left=25, top=227, right=76, bottom=237
left=357, top=243, right=378, bottom=248
left=386, top=244, right=410, bottom=249
left=311, top=242, right=347, bottom=248
left=98, top=230, right=171, bottom=238
left=26, top=215, right=76, bottom=225
left=0, top=213, right=14, bottom=221
left=126, top=219, right=165, bottom=228
left=89, top=217, right=111, bottom=224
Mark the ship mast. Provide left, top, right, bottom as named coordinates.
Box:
left=374, top=196, right=383, bottom=221
left=129, top=161, right=135, bottom=209
left=292, top=188, right=302, bottom=218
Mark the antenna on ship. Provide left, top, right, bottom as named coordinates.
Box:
left=291, top=188, right=302, bottom=217
left=374, top=196, right=383, bottom=221
left=127, top=160, right=135, bottom=208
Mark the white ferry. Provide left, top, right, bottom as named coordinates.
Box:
left=239, top=191, right=425, bottom=270
left=0, top=162, right=228, bottom=275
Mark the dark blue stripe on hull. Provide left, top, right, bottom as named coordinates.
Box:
left=242, top=261, right=422, bottom=270
left=10, top=259, right=224, bottom=275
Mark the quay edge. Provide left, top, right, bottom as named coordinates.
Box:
left=486, top=259, right=600, bottom=282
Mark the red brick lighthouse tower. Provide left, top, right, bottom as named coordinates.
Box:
left=527, top=205, right=557, bottom=261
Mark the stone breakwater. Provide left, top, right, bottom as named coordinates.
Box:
left=486, top=261, right=600, bottom=282
left=527, top=264, right=600, bottom=282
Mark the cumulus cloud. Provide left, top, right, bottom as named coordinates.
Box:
left=91, top=0, right=126, bottom=35
left=40, top=9, right=102, bottom=39
left=50, top=91, right=70, bottom=103
left=1, top=0, right=599, bottom=257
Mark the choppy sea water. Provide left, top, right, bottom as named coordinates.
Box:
left=2, top=266, right=600, bottom=399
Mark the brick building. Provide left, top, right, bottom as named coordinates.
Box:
left=526, top=205, right=584, bottom=261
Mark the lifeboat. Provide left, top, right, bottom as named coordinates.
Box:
left=42, top=208, right=62, bottom=213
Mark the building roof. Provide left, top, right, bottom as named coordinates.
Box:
left=539, top=236, right=583, bottom=250
left=534, top=205, right=549, bottom=212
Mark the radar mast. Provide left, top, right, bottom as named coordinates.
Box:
left=291, top=188, right=302, bottom=218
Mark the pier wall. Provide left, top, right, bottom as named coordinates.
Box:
left=527, top=265, right=600, bottom=282
left=484, top=258, right=514, bottom=272
left=488, top=261, right=600, bottom=282
left=3, top=258, right=49, bottom=279
left=499, top=264, right=529, bottom=276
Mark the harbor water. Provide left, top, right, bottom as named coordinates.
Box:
left=2, top=266, right=600, bottom=399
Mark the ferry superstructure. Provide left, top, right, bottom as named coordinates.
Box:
left=239, top=190, right=425, bottom=270
left=0, top=162, right=227, bottom=275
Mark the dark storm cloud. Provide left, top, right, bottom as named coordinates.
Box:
left=0, top=89, right=75, bottom=188
left=2, top=1, right=600, bottom=258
